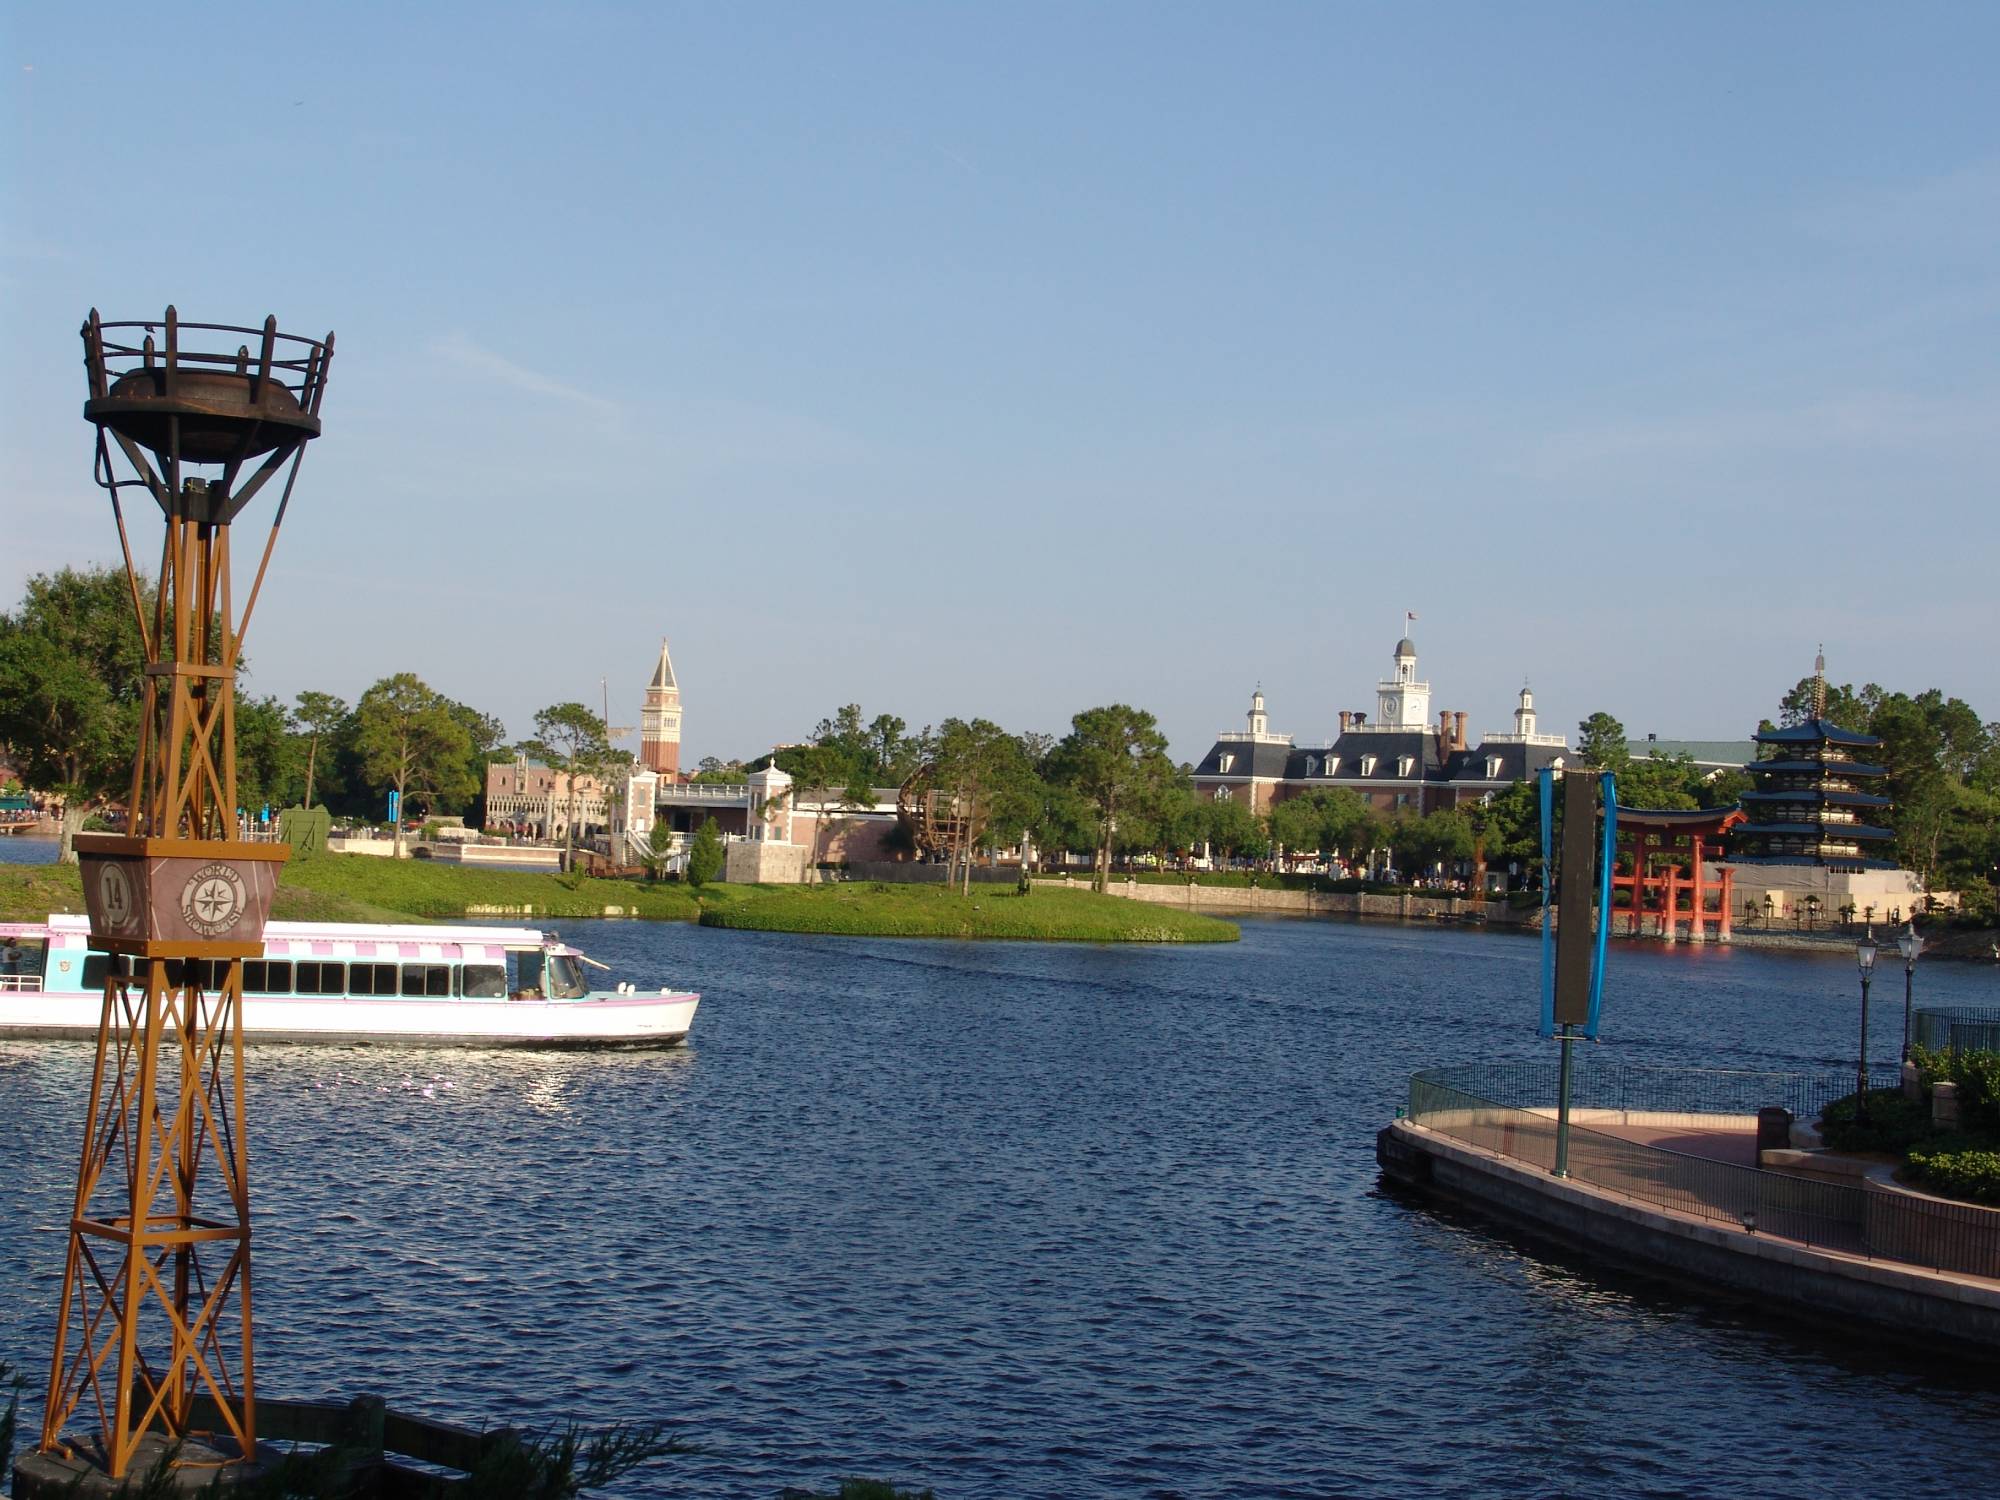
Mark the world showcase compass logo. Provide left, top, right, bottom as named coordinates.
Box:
left=179, top=863, right=248, bottom=938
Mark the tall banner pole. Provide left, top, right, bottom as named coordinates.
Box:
left=1551, top=770, right=1604, bottom=1178
left=1587, top=772, right=1617, bottom=1038
left=1537, top=769, right=1555, bottom=1039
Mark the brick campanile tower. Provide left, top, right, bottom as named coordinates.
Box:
left=640, top=639, right=682, bottom=776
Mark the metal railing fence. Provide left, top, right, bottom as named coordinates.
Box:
left=1406, top=1063, right=2000, bottom=1281
left=1415, top=1059, right=1851, bottom=1123
left=1912, top=1006, right=2000, bottom=1055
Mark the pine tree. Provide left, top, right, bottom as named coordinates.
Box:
left=687, top=817, right=724, bottom=887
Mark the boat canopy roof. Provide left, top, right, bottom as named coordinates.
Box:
left=19, top=913, right=569, bottom=954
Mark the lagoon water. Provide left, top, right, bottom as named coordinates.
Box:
left=0, top=837, right=57, bottom=865
left=3, top=916, right=1999, bottom=1497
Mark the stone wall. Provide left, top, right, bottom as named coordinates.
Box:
left=725, top=840, right=808, bottom=885
left=1037, top=875, right=1536, bottom=927
left=1379, top=1119, right=2000, bottom=1354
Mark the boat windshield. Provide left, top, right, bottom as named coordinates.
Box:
left=545, top=954, right=588, bottom=1000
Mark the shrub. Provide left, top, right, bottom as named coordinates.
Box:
left=1817, top=1087, right=1932, bottom=1153
left=1910, top=1043, right=2000, bottom=1136
left=1905, top=1148, right=2000, bottom=1207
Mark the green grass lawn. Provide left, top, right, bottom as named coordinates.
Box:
left=0, top=852, right=701, bottom=925
left=2, top=858, right=1235, bottom=944
left=699, top=882, right=1238, bottom=942
left=276, top=853, right=703, bottom=921
left=0, top=862, right=88, bottom=922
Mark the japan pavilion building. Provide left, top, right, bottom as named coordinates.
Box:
left=1720, top=661, right=1927, bottom=926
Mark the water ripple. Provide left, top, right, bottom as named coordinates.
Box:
left=1, top=918, right=1997, bottom=1496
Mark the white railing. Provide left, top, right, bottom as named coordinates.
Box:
left=0, top=975, right=44, bottom=992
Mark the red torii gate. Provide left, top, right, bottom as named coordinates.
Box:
left=1610, top=806, right=1745, bottom=943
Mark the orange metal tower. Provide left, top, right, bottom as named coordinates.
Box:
left=39, top=308, right=333, bottom=1479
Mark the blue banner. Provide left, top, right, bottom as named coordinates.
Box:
left=387, top=789, right=401, bottom=823
left=1586, top=772, right=1616, bottom=1039
left=1538, top=767, right=1555, bottom=1037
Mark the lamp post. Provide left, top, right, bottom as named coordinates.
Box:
left=1856, top=936, right=1877, bottom=1117
left=1898, top=924, right=1924, bottom=1063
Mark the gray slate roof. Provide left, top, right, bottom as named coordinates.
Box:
left=1193, top=730, right=1563, bottom=786
left=1625, top=739, right=1758, bottom=768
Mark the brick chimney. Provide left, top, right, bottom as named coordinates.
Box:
left=1454, top=711, right=1468, bottom=750
left=1438, top=711, right=1453, bottom=764
left=1338, top=710, right=1352, bottom=733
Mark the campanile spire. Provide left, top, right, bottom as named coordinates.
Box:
left=640, top=638, right=682, bottom=776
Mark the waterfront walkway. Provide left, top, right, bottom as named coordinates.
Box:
left=1385, top=1060, right=2000, bottom=1352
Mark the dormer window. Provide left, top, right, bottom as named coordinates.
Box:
left=1217, top=753, right=1235, bottom=774
left=1486, top=756, right=1503, bottom=779
left=1304, top=756, right=1318, bottom=776
left=1360, top=755, right=1378, bottom=776
left=1324, top=757, right=1338, bottom=776
left=1397, top=756, right=1415, bottom=778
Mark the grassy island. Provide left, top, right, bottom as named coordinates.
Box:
left=697, top=881, right=1238, bottom=943
left=0, top=857, right=1235, bottom=944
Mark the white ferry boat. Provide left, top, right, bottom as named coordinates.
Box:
left=0, top=914, right=698, bottom=1047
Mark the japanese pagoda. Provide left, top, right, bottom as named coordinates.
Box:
left=1735, top=654, right=1893, bottom=869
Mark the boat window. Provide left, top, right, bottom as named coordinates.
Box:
left=460, top=964, right=506, bottom=999
left=82, top=955, right=111, bottom=991
left=401, top=964, right=451, bottom=998
left=244, top=960, right=292, bottom=995
left=294, top=961, right=346, bottom=996
left=346, top=962, right=398, bottom=997
left=546, top=954, right=587, bottom=1000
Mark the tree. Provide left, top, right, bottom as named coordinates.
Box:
left=868, top=713, right=922, bottom=785
left=686, top=817, right=724, bottom=887
left=790, top=739, right=878, bottom=880
left=1266, top=787, right=1375, bottom=869
left=448, top=699, right=511, bottom=827
left=1576, top=712, right=1630, bottom=772
left=1617, top=751, right=1703, bottom=811
left=927, top=718, right=1041, bottom=893
left=0, top=567, right=148, bottom=861
left=1777, top=675, right=1873, bottom=730
left=236, top=694, right=299, bottom=823
left=1390, top=809, right=1475, bottom=882
left=1873, top=692, right=1972, bottom=888
left=1202, top=795, right=1268, bottom=863
left=527, top=702, right=612, bottom=871
left=641, top=819, right=677, bottom=882
left=293, top=690, right=348, bottom=811
left=354, top=673, right=475, bottom=858
left=1470, top=780, right=1540, bottom=889
left=1047, top=705, right=1179, bottom=892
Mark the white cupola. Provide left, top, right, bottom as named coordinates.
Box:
left=1376, top=632, right=1431, bottom=729
left=1515, top=685, right=1537, bottom=738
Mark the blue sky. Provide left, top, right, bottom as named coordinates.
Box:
left=5, top=4, right=1996, bottom=765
